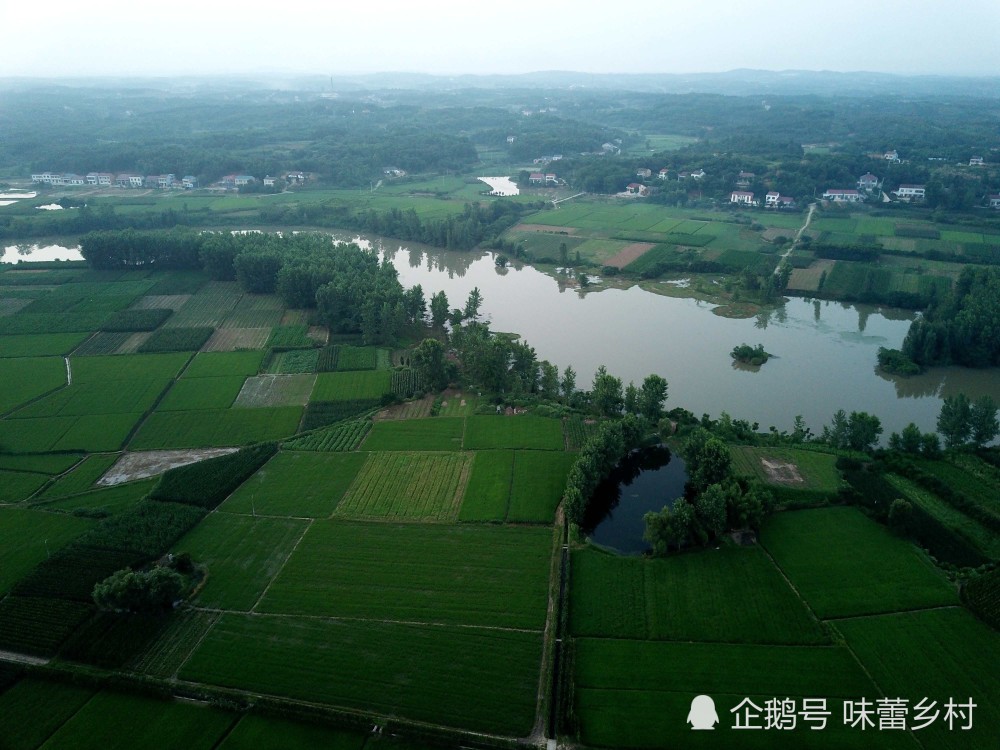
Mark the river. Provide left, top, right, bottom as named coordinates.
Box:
left=4, top=239, right=998, bottom=437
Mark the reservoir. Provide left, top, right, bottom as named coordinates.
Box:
left=4, top=239, right=998, bottom=439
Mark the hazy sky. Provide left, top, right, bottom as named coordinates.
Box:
left=3, top=0, right=999, bottom=78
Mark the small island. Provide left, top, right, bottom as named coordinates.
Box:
left=731, top=342, right=770, bottom=366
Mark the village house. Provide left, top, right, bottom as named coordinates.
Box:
left=969, top=156, right=985, bottom=166
left=690, top=169, right=706, bottom=180
left=263, top=176, right=276, bottom=187
left=730, top=191, right=756, bottom=206
left=658, top=168, right=669, bottom=180
left=182, top=176, right=198, bottom=189
left=528, top=172, right=545, bottom=185
left=822, top=189, right=863, bottom=203
left=765, top=192, right=795, bottom=208
left=506, top=136, right=516, bottom=144
left=284, top=172, right=307, bottom=183
left=234, top=175, right=256, bottom=187
left=884, top=150, right=900, bottom=162
left=736, top=171, right=755, bottom=188
left=545, top=174, right=558, bottom=185
left=857, top=173, right=879, bottom=191
left=893, top=184, right=926, bottom=201
left=988, top=194, right=1000, bottom=209
left=626, top=183, right=650, bottom=196
left=636, top=168, right=652, bottom=179
left=157, top=174, right=176, bottom=189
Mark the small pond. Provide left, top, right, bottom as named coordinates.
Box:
left=581, top=445, right=689, bottom=554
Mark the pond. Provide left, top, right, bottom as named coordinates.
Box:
left=581, top=445, right=688, bottom=554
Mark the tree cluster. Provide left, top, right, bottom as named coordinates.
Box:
left=820, top=409, right=883, bottom=453
left=936, top=394, right=999, bottom=449
left=92, top=567, right=184, bottom=616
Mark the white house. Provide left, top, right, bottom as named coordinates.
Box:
left=182, top=176, right=198, bottom=189
left=730, top=191, right=756, bottom=206
left=626, top=183, right=650, bottom=196
left=822, top=189, right=863, bottom=203
left=263, top=176, right=276, bottom=187
left=234, top=175, right=256, bottom=187
left=636, top=168, right=652, bottom=179
left=989, top=194, right=1000, bottom=209
left=969, top=156, right=985, bottom=166
left=857, top=173, right=879, bottom=191
left=765, top=191, right=780, bottom=206
left=884, top=150, right=900, bottom=162
left=545, top=174, right=558, bottom=185
left=893, top=184, right=926, bottom=201
left=658, top=168, right=669, bottom=180
left=157, top=174, right=176, bottom=189
left=690, top=169, right=706, bottom=180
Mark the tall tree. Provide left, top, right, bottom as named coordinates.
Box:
left=969, top=395, right=999, bottom=447
left=430, top=290, right=449, bottom=329
left=938, top=394, right=973, bottom=448
left=561, top=365, right=577, bottom=403
left=463, top=286, right=484, bottom=320
left=413, top=338, right=449, bottom=392
left=638, top=374, right=669, bottom=423
left=591, top=365, right=624, bottom=417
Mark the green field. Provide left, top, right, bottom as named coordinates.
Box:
left=217, top=715, right=366, bottom=750
left=570, top=545, right=827, bottom=643
left=258, top=521, right=552, bottom=629
left=281, top=418, right=372, bottom=451
left=221, top=451, right=368, bottom=517
left=464, top=415, right=565, bottom=450
left=459, top=449, right=515, bottom=521
left=12, top=378, right=169, bottom=418
left=130, top=407, right=303, bottom=449
left=157, top=376, right=245, bottom=411
left=573, top=638, right=890, bottom=749
left=232, top=373, right=316, bottom=407
left=38, top=454, right=118, bottom=498
left=71, top=352, right=191, bottom=383
left=39, top=690, right=233, bottom=750
left=335, top=451, right=470, bottom=522
left=835, top=608, right=1000, bottom=750
left=0, top=508, right=93, bottom=594
left=180, top=350, right=264, bottom=378
left=730, top=446, right=842, bottom=494
left=0, top=333, right=88, bottom=357
left=0, top=356, right=66, bottom=414
left=311, top=370, right=391, bottom=401
left=0, top=469, right=51, bottom=502
left=0, top=678, right=97, bottom=750
left=760, top=507, right=957, bottom=617
left=40, top=479, right=155, bottom=516
left=362, top=417, right=465, bottom=451
left=181, top=614, right=542, bottom=735
left=508, top=451, right=576, bottom=522
left=173, top=513, right=308, bottom=610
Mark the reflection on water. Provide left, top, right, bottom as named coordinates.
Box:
left=582, top=446, right=688, bottom=555
left=383, top=246, right=1000, bottom=437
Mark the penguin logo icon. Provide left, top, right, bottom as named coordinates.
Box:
left=687, top=695, right=719, bottom=730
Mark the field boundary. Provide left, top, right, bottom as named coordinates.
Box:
left=249, top=519, right=314, bottom=613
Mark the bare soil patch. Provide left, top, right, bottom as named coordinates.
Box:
left=234, top=374, right=316, bottom=407
left=605, top=242, right=656, bottom=269
left=376, top=395, right=433, bottom=420
left=513, top=224, right=579, bottom=235
left=761, top=458, right=805, bottom=485
left=307, top=326, right=329, bottom=345
left=98, top=448, right=239, bottom=485
left=202, top=327, right=271, bottom=352
left=116, top=331, right=152, bottom=354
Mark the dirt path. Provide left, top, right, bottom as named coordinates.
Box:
left=0, top=649, right=49, bottom=666
left=776, top=202, right=817, bottom=272
left=64, top=356, right=72, bottom=385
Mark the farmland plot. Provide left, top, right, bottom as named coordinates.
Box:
left=40, top=690, right=233, bottom=750
left=12, top=378, right=169, bottom=418
left=0, top=679, right=97, bottom=750
left=217, top=715, right=366, bottom=750
left=233, top=374, right=316, bottom=407
left=281, top=419, right=372, bottom=452
left=761, top=507, right=957, bottom=617
left=730, top=446, right=842, bottom=494
left=0, top=332, right=88, bottom=357
left=311, top=370, right=391, bottom=401
left=157, top=376, right=245, bottom=411
left=221, top=451, right=367, bottom=517
left=258, top=521, right=552, bottom=629
left=459, top=450, right=514, bottom=521
left=39, top=454, right=119, bottom=498
left=181, top=615, right=542, bottom=735
left=174, top=513, right=308, bottom=610
left=570, top=546, right=826, bottom=644
left=335, top=452, right=471, bottom=522
left=362, top=417, right=464, bottom=451
left=508, top=451, right=576, bottom=522
left=130, top=407, right=303, bottom=449
left=130, top=609, right=221, bottom=678
left=836, top=608, right=999, bottom=750
left=201, top=327, right=272, bottom=352
left=71, top=352, right=191, bottom=383
left=41, top=480, right=155, bottom=516
left=0, top=356, right=66, bottom=414
left=0, top=469, right=50, bottom=502
left=0, top=508, right=93, bottom=594
left=181, top=350, right=264, bottom=378
left=464, top=415, right=564, bottom=450
left=164, top=281, right=242, bottom=328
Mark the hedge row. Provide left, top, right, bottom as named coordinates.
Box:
left=962, top=567, right=1000, bottom=629
left=101, top=308, right=173, bottom=332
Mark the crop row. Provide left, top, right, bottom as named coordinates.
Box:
left=336, top=452, right=469, bottom=521
left=301, top=399, right=379, bottom=431
left=283, top=419, right=372, bottom=452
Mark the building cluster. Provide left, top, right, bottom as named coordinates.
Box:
left=31, top=172, right=198, bottom=189
left=528, top=173, right=560, bottom=186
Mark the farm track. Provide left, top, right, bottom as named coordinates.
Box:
left=777, top=201, right=817, bottom=271
left=248, top=519, right=313, bottom=613
left=187, top=606, right=544, bottom=635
